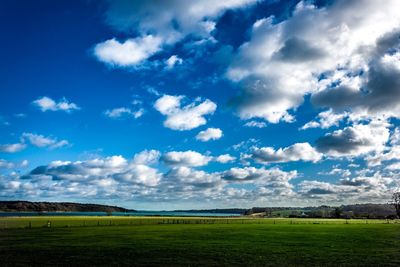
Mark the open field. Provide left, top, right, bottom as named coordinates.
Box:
left=1, top=217, right=400, bottom=266
left=1, top=216, right=399, bottom=229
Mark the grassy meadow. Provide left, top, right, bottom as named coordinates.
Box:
left=1, top=217, right=399, bottom=266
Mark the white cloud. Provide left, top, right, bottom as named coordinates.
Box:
left=95, top=0, right=258, bottom=70
left=104, top=0, right=257, bottom=44
left=131, top=99, right=143, bottom=106
left=316, top=120, right=390, bottom=157
left=120, top=164, right=161, bottom=187
left=311, top=47, right=400, bottom=120
left=244, top=121, right=267, bottom=128
left=28, top=155, right=161, bottom=188
left=165, top=55, right=183, bottom=69
left=0, top=159, right=14, bottom=169
left=146, top=86, right=161, bottom=96
left=0, top=159, right=29, bottom=169
left=166, top=166, right=220, bottom=185
left=232, top=138, right=259, bottom=151
left=1, top=155, right=398, bottom=205
left=154, top=95, right=183, bottom=114
left=22, top=133, right=69, bottom=149
left=215, top=154, right=236, bottom=163
left=33, top=96, right=80, bottom=112
left=133, top=150, right=161, bottom=165
left=227, top=0, right=400, bottom=123
left=251, top=142, right=322, bottom=164
left=104, top=107, right=144, bottom=119
left=0, top=143, right=26, bottom=153
left=154, top=95, right=217, bottom=130
left=94, top=35, right=162, bottom=67
left=162, top=150, right=212, bottom=167
left=221, top=167, right=296, bottom=197
left=319, top=168, right=351, bottom=177
left=20, top=160, right=29, bottom=167
left=385, top=162, right=400, bottom=170
left=366, top=146, right=400, bottom=167
left=196, top=128, right=223, bottom=142
left=301, top=109, right=347, bottom=130
left=366, top=127, right=400, bottom=167
left=161, top=150, right=235, bottom=167
left=299, top=172, right=397, bottom=203
left=390, top=127, right=400, bottom=145
left=49, top=140, right=69, bottom=149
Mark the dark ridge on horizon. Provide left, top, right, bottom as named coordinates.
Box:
left=0, top=201, right=135, bottom=213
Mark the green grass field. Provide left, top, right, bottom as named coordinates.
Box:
left=1, top=217, right=399, bottom=266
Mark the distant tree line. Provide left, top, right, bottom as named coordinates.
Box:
left=392, top=191, right=400, bottom=218
left=245, top=203, right=398, bottom=219
left=0, top=201, right=135, bottom=213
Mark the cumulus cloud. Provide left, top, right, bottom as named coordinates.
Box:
left=299, top=180, right=342, bottom=196
left=94, top=0, right=257, bottom=69
left=221, top=167, right=296, bottom=197
left=118, top=164, right=161, bottom=187
left=0, top=152, right=223, bottom=202
left=154, top=95, right=217, bottom=130
left=366, top=146, right=400, bottom=167
left=165, top=55, right=183, bottom=69
left=0, top=159, right=14, bottom=169
left=196, top=128, right=223, bottom=141
left=311, top=29, right=400, bottom=119
left=250, top=142, right=322, bottom=164
left=301, top=109, right=347, bottom=130
left=319, top=168, right=351, bottom=178
left=162, top=150, right=212, bottom=167
left=94, top=35, right=163, bottom=67
left=104, top=107, right=144, bottom=119
left=299, top=172, right=397, bottom=203
left=244, top=120, right=267, bottom=128
left=215, top=154, right=236, bottom=163
left=385, top=162, right=400, bottom=170
left=21, top=160, right=29, bottom=167
left=232, top=138, right=259, bottom=151
left=104, top=0, right=256, bottom=42
left=390, top=127, right=400, bottom=146
left=33, top=96, right=80, bottom=112
left=0, top=143, right=26, bottom=153
left=133, top=150, right=161, bottom=165
left=22, top=133, right=69, bottom=149
left=0, top=159, right=28, bottom=170
left=315, top=120, right=390, bottom=157
left=1, top=154, right=398, bottom=205
left=25, top=155, right=161, bottom=188
left=166, top=166, right=220, bottom=185
left=222, top=166, right=296, bottom=181
left=365, top=127, right=400, bottom=167
left=162, top=150, right=235, bottom=167
left=227, top=0, right=400, bottom=123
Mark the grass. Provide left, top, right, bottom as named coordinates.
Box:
left=1, top=216, right=397, bottom=229
left=1, top=217, right=399, bottom=266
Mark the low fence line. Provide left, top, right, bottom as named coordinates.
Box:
left=0, top=217, right=399, bottom=229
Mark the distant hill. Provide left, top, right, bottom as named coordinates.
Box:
left=0, top=201, right=135, bottom=213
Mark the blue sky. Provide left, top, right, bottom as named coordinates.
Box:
left=1, top=0, right=400, bottom=209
